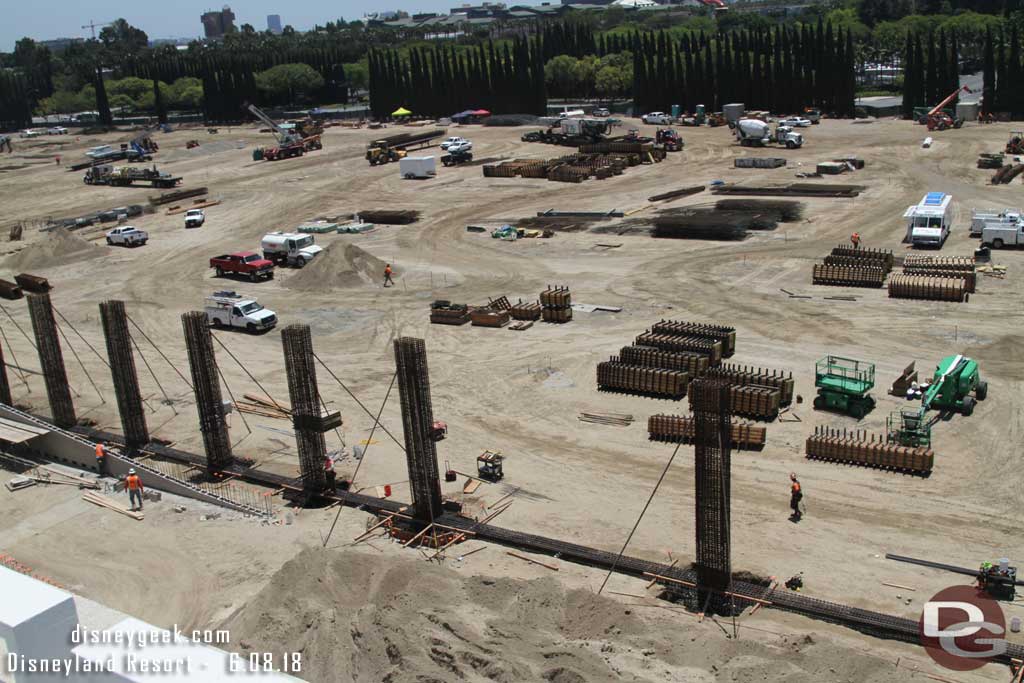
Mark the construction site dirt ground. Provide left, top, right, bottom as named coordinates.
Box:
left=1, top=117, right=1023, bottom=682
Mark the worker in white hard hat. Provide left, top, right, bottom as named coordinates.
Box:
left=125, top=468, right=144, bottom=511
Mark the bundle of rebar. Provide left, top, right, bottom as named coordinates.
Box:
left=357, top=210, right=421, bottom=225
left=510, top=300, right=541, bottom=321
left=635, top=332, right=723, bottom=365
left=470, top=309, right=510, bottom=328
left=704, top=363, right=794, bottom=405
left=15, top=273, right=51, bottom=294
left=902, top=255, right=975, bottom=272
left=711, top=183, right=864, bottom=198
left=182, top=311, right=232, bottom=472
left=99, top=300, right=149, bottom=447
left=541, top=285, right=572, bottom=323
left=713, top=199, right=805, bottom=222
left=691, top=378, right=732, bottom=605
left=649, top=320, right=736, bottom=357
left=596, top=360, right=688, bottom=399
left=806, top=426, right=933, bottom=475
left=27, top=292, right=76, bottom=428
left=150, top=187, right=207, bottom=206
left=888, top=274, right=969, bottom=303
left=579, top=412, right=634, bottom=426
left=0, top=279, right=23, bottom=300
left=282, top=325, right=329, bottom=492
left=648, top=185, right=705, bottom=202
left=812, top=264, right=886, bottom=288
left=830, top=246, right=894, bottom=270
left=394, top=337, right=443, bottom=522
left=648, top=414, right=766, bottom=450
left=619, top=345, right=710, bottom=377
left=689, top=384, right=780, bottom=420
left=429, top=300, right=470, bottom=325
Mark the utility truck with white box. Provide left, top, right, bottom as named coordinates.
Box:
left=971, top=209, right=1024, bottom=246
left=260, top=231, right=323, bottom=267
left=204, top=291, right=277, bottom=333
left=733, top=118, right=803, bottom=149
left=399, top=156, right=436, bottom=179
left=903, top=192, right=952, bottom=248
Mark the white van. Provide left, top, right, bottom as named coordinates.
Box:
left=903, top=192, right=952, bottom=248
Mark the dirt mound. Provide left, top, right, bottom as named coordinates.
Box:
left=285, top=243, right=386, bottom=291
left=223, top=547, right=903, bottom=683
left=4, top=227, right=107, bottom=272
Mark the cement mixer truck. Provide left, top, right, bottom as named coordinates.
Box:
left=733, top=118, right=803, bottom=149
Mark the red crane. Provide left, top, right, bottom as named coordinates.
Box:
left=926, top=86, right=971, bottom=131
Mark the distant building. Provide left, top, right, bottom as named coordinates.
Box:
left=267, top=14, right=283, bottom=34
left=39, top=37, right=84, bottom=53
left=201, top=6, right=236, bottom=39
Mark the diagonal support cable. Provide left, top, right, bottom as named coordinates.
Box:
left=312, top=352, right=405, bottom=452
left=126, top=313, right=193, bottom=390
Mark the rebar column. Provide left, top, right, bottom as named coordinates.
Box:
left=0, top=335, right=11, bottom=405
left=26, top=292, right=76, bottom=427
left=281, top=324, right=327, bottom=491
left=394, top=337, right=442, bottom=522
left=691, top=378, right=732, bottom=608
left=181, top=311, right=232, bottom=472
left=99, top=300, right=149, bottom=447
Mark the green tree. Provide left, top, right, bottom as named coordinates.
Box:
left=99, top=19, right=149, bottom=54
left=255, top=63, right=325, bottom=103
left=344, top=62, right=369, bottom=91
left=168, top=77, right=203, bottom=109
left=545, top=54, right=580, bottom=98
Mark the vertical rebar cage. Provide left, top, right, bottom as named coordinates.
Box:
left=26, top=292, right=76, bottom=427
left=99, top=300, right=149, bottom=447
left=692, top=378, right=732, bottom=599
left=281, top=324, right=327, bottom=491
left=181, top=311, right=232, bottom=471
left=394, top=337, right=442, bottom=522
left=0, top=333, right=11, bottom=405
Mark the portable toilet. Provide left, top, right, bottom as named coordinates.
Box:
left=671, top=104, right=682, bottom=119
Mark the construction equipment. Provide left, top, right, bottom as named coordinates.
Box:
left=247, top=103, right=322, bottom=161
left=978, top=560, right=1017, bottom=600
left=84, top=164, right=181, bottom=188
left=477, top=450, right=504, bottom=482
left=441, top=149, right=474, bottom=166
left=813, top=355, right=876, bottom=418
left=733, top=118, right=803, bottom=149
left=0, top=135, right=11, bottom=153
left=521, top=118, right=611, bottom=146
left=903, top=192, right=953, bottom=248
left=432, top=421, right=447, bottom=441
left=1006, top=131, right=1024, bottom=155
left=887, top=354, right=986, bottom=447
left=366, top=128, right=446, bottom=165
left=923, top=86, right=970, bottom=130
left=655, top=128, right=683, bottom=151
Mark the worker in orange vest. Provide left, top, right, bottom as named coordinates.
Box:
left=95, top=442, right=107, bottom=474
left=851, top=232, right=861, bottom=249
left=125, top=468, right=144, bottom=511
left=789, top=472, right=803, bottom=522
left=383, top=263, right=394, bottom=288
left=324, top=455, right=336, bottom=490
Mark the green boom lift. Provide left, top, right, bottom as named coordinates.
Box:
left=813, top=355, right=876, bottom=418
left=887, top=354, right=987, bottom=447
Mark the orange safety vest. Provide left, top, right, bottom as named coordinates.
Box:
left=791, top=481, right=801, bottom=495
left=95, top=444, right=105, bottom=459
left=126, top=474, right=142, bottom=490
left=384, top=266, right=392, bottom=276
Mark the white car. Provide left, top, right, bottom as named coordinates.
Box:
left=446, top=140, right=472, bottom=154
left=440, top=136, right=470, bottom=151
left=185, top=209, right=205, bottom=228
left=642, top=112, right=672, bottom=125
left=47, top=126, right=68, bottom=135
left=19, top=129, right=43, bottom=138
left=779, top=117, right=812, bottom=128
left=593, top=107, right=610, bottom=117
left=105, top=226, right=149, bottom=247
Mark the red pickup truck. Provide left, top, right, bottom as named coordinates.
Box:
left=210, top=251, right=275, bottom=282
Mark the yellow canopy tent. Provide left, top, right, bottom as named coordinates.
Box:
left=392, top=107, right=412, bottom=116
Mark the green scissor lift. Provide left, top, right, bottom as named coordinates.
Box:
left=813, top=355, right=876, bottom=419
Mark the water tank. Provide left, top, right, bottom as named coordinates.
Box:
left=956, top=102, right=979, bottom=123
left=723, top=103, right=745, bottom=123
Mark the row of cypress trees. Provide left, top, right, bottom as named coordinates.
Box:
left=634, top=23, right=857, bottom=116
left=901, top=31, right=960, bottom=118
left=0, top=71, right=34, bottom=129
left=980, top=27, right=1024, bottom=117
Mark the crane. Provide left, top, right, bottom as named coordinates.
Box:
left=246, top=104, right=301, bottom=146
left=887, top=354, right=986, bottom=447
left=82, top=20, right=115, bottom=39
left=926, top=85, right=971, bottom=131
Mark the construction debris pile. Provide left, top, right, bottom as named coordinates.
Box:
left=812, top=246, right=893, bottom=288
left=805, top=426, right=934, bottom=475
left=483, top=151, right=663, bottom=183
left=711, top=183, right=864, bottom=198
left=429, top=286, right=572, bottom=330
left=889, top=255, right=975, bottom=303
left=652, top=200, right=804, bottom=241
left=41, top=204, right=146, bottom=232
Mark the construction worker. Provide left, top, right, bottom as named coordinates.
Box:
left=55, top=155, right=61, bottom=166
left=95, top=442, right=107, bottom=474
left=383, top=263, right=394, bottom=288
left=851, top=232, right=861, bottom=249
left=324, top=455, right=336, bottom=490
left=125, top=468, right=144, bottom=511
left=789, top=472, right=803, bottom=522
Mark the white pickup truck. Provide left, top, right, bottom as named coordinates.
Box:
left=185, top=209, right=205, bottom=228
left=204, top=292, right=277, bottom=333
left=105, top=226, right=149, bottom=247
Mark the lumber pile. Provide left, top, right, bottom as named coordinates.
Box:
left=596, top=360, right=688, bottom=399
left=888, top=274, right=970, bottom=302
left=806, top=427, right=933, bottom=475
left=648, top=414, right=766, bottom=450
left=82, top=491, right=144, bottom=520
left=578, top=412, right=634, bottom=426
left=235, top=394, right=291, bottom=419
left=648, top=185, right=705, bottom=202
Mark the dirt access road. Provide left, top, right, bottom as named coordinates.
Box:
left=0, top=117, right=1021, bottom=682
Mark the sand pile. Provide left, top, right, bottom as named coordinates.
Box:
left=223, top=547, right=904, bottom=683
left=4, top=227, right=107, bottom=272
left=285, top=243, right=385, bottom=291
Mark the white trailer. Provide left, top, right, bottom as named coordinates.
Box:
left=971, top=208, right=1022, bottom=237
left=204, top=291, right=277, bottom=333
left=399, top=156, right=436, bottom=179
left=903, top=192, right=952, bottom=247
left=260, top=231, right=323, bottom=267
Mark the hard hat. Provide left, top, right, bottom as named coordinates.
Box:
left=129, top=468, right=136, bottom=474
